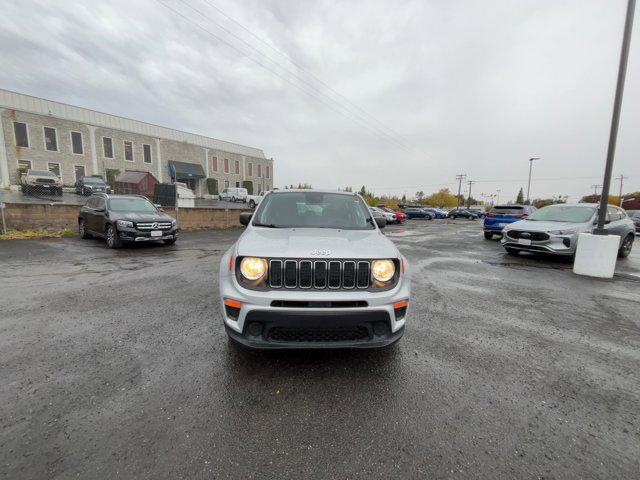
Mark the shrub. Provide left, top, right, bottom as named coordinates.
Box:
left=207, top=178, right=218, bottom=195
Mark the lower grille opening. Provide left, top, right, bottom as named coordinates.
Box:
left=270, top=300, right=368, bottom=308
left=268, top=326, right=370, bottom=343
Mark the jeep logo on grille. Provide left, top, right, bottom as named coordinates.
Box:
left=152, top=222, right=159, bottom=229
left=311, top=249, right=331, bottom=256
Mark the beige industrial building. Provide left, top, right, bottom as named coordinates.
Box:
left=0, top=89, right=273, bottom=197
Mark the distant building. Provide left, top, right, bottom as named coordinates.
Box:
left=0, top=89, right=273, bottom=196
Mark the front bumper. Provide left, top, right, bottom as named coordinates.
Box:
left=219, top=254, right=411, bottom=349
left=117, top=227, right=180, bottom=242
left=501, top=232, right=577, bottom=255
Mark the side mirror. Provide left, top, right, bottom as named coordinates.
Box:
left=375, top=217, right=386, bottom=229
left=239, top=212, right=253, bottom=226
left=154, top=204, right=164, bottom=212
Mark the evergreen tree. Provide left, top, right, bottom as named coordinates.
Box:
left=359, top=186, right=367, bottom=197
left=516, top=187, right=524, bottom=204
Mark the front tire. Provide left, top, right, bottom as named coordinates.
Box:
left=163, top=238, right=177, bottom=246
left=505, top=247, right=519, bottom=256
left=249, top=200, right=256, bottom=208
left=484, top=232, right=493, bottom=240
left=618, top=234, right=634, bottom=258
left=105, top=224, right=122, bottom=249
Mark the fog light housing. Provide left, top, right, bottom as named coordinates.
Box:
left=562, top=238, right=571, bottom=248
left=224, top=298, right=241, bottom=321
left=394, top=299, right=408, bottom=320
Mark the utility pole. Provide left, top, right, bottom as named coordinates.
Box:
left=596, top=0, right=635, bottom=234
left=496, top=189, right=501, bottom=205
left=526, top=157, right=540, bottom=204
left=467, top=180, right=475, bottom=208
left=616, top=174, right=627, bottom=206
left=592, top=184, right=603, bottom=196
left=455, top=174, right=466, bottom=208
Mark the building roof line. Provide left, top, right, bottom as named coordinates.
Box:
left=0, top=87, right=267, bottom=159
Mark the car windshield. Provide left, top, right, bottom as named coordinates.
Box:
left=109, top=197, right=158, bottom=213
left=83, top=177, right=104, bottom=184
left=491, top=206, right=524, bottom=215
left=253, top=192, right=374, bottom=229
left=527, top=205, right=596, bottom=223
left=29, top=170, right=55, bottom=176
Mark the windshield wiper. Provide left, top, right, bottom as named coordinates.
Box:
left=253, top=222, right=280, bottom=228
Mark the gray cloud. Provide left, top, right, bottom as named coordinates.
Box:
left=0, top=0, right=638, bottom=201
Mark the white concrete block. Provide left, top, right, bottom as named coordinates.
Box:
left=573, top=232, right=620, bottom=278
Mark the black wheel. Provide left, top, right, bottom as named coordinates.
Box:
left=484, top=232, right=493, bottom=240
left=249, top=200, right=256, bottom=208
left=426, top=215, right=433, bottom=221
left=231, top=196, right=236, bottom=203
left=78, top=219, right=91, bottom=239
left=58, top=187, right=63, bottom=196
left=618, top=234, right=634, bottom=258
left=505, top=247, right=519, bottom=256
left=163, top=238, right=177, bottom=246
left=105, top=224, right=121, bottom=249
left=218, top=195, right=222, bottom=201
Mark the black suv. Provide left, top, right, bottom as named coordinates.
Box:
left=75, top=176, right=111, bottom=195
left=78, top=193, right=179, bottom=248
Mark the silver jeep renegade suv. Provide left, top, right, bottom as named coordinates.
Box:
left=219, top=190, right=411, bottom=349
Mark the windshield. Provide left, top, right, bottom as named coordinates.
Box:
left=527, top=205, right=596, bottom=223
left=83, top=177, right=104, bottom=184
left=252, top=192, right=374, bottom=229
left=29, top=170, right=56, bottom=176
left=109, top=197, right=158, bottom=213
left=491, top=206, right=524, bottom=215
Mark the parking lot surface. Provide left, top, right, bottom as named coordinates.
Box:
left=1, top=220, right=639, bottom=479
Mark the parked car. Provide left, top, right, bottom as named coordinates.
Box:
left=447, top=208, right=476, bottom=220
left=626, top=210, right=640, bottom=233
left=370, top=206, right=396, bottom=223
left=468, top=209, right=486, bottom=219
left=247, top=191, right=270, bottom=208
left=219, top=187, right=248, bottom=203
left=219, top=190, right=410, bottom=349
left=422, top=208, right=446, bottom=219
left=20, top=169, right=63, bottom=195
left=78, top=193, right=179, bottom=249
left=501, top=203, right=635, bottom=258
left=404, top=207, right=433, bottom=220
left=483, top=205, right=537, bottom=239
left=381, top=207, right=406, bottom=223
left=75, top=176, right=111, bottom=195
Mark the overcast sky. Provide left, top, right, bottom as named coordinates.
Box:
left=1, top=0, right=638, bottom=202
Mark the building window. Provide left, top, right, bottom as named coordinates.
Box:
left=266, top=165, right=270, bottom=179
left=17, top=159, right=32, bottom=174
left=13, top=122, right=29, bottom=148
left=248, top=162, right=253, bottom=177
left=258, top=165, right=262, bottom=177
left=48, top=162, right=61, bottom=177
left=71, top=131, right=83, bottom=155
left=74, top=165, right=86, bottom=181
left=224, top=179, right=229, bottom=188
left=236, top=181, right=240, bottom=187
left=224, top=158, right=229, bottom=173
left=124, top=141, right=134, bottom=161
left=234, top=160, right=240, bottom=174
left=212, top=156, right=218, bottom=172
left=103, top=137, right=114, bottom=158
left=43, top=127, right=58, bottom=151
left=143, top=144, right=152, bottom=164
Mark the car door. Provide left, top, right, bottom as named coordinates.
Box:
left=606, top=206, right=624, bottom=239
left=91, top=197, right=107, bottom=234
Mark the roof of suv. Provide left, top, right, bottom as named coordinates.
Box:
left=270, top=189, right=354, bottom=196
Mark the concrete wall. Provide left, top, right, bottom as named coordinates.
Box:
left=1, top=203, right=250, bottom=231
left=0, top=105, right=274, bottom=194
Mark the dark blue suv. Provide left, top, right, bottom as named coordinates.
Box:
left=483, top=205, right=536, bottom=239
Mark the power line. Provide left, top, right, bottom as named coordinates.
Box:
left=156, top=0, right=410, bottom=151
left=199, top=0, right=411, bottom=144
left=455, top=174, right=466, bottom=208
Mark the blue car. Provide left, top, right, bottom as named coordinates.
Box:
left=404, top=207, right=433, bottom=220
left=422, top=208, right=447, bottom=219
left=483, top=205, right=537, bottom=239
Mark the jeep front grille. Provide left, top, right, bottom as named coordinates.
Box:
left=268, top=259, right=370, bottom=290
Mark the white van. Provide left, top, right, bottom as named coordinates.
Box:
left=219, top=187, right=248, bottom=203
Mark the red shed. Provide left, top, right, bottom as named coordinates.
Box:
left=114, top=171, right=158, bottom=198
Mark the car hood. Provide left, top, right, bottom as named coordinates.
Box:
left=110, top=211, right=176, bottom=223
left=237, top=227, right=399, bottom=259
left=506, top=219, right=590, bottom=232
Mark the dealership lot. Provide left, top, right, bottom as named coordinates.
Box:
left=1, top=220, right=639, bottom=479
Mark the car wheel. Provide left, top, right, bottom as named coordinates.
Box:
left=218, top=195, right=222, bottom=201
left=618, top=234, right=634, bottom=258
left=249, top=200, right=256, bottom=208
left=105, top=224, right=121, bottom=249
left=231, top=196, right=236, bottom=203
left=163, top=238, right=177, bottom=246
left=58, top=187, right=63, bottom=196
left=484, top=232, right=493, bottom=240
left=505, top=247, right=519, bottom=256
left=78, top=219, right=91, bottom=239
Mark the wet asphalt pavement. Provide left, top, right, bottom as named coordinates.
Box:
left=1, top=220, right=639, bottom=479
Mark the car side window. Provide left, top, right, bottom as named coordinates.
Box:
left=94, top=198, right=105, bottom=211
left=606, top=206, right=619, bottom=221
left=85, top=197, right=95, bottom=208
left=616, top=207, right=626, bottom=219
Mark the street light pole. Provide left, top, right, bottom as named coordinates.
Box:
left=595, top=0, right=635, bottom=234
left=526, top=157, right=540, bottom=204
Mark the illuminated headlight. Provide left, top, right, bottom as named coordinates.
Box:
left=549, top=228, right=577, bottom=235
left=115, top=220, right=134, bottom=228
left=371, top=259, right=395, bottom=283
left=240, top=257, right=268, bottom=281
